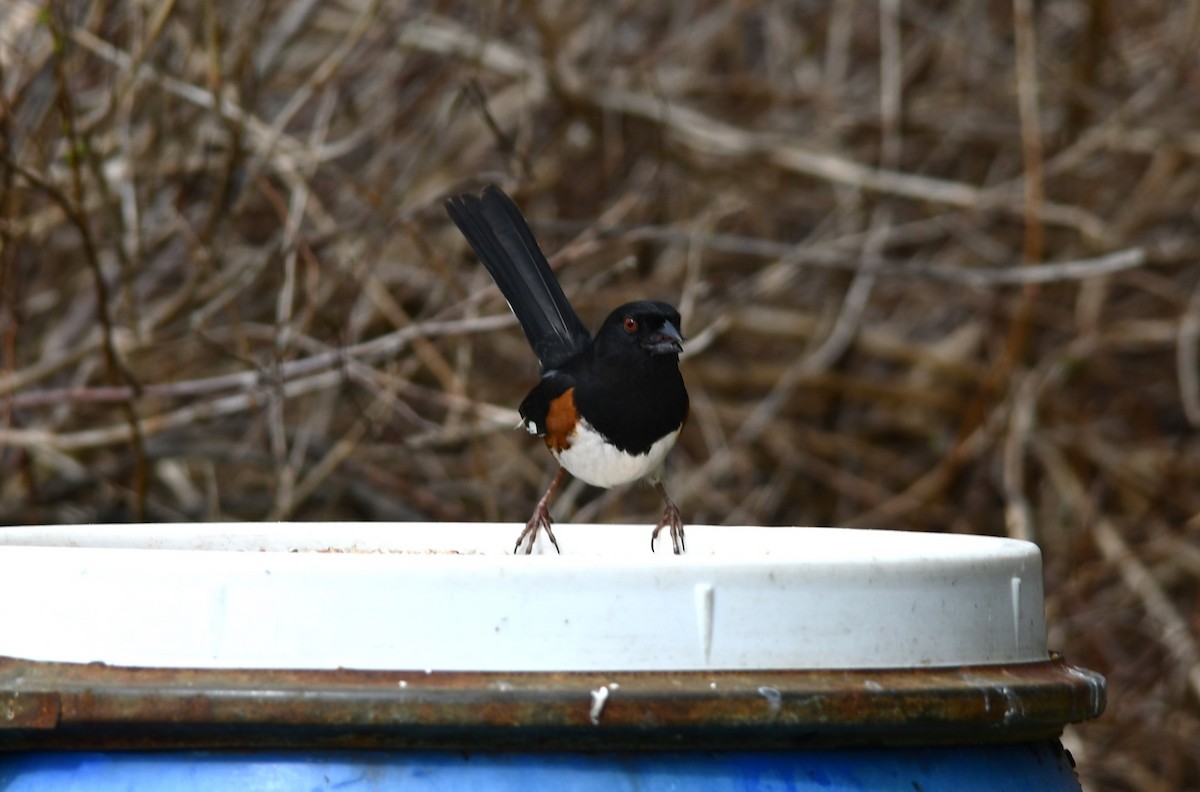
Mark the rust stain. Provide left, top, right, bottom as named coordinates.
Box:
left=0, top=690, right=60, bottom=730
left=0, top=655, right=1105, bottom=752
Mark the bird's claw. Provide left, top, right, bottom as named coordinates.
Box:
left=514, top=502, right=561, bottom=555
left=650, top=501, right=685, bottom=555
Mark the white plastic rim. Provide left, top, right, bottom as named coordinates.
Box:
left=0, top=523, right=1047, bottom=672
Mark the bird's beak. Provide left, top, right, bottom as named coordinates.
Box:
left=645, top=321, right=684, bottom=355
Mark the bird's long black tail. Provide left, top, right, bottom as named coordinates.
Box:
left=445, top=186, right=591, bottom=370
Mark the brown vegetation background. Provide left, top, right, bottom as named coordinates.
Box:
left=2, top=1, right=1198, bottom=788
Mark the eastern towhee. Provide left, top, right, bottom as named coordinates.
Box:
left=445, top=186, right=689, bottom=554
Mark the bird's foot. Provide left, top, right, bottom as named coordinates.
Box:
left=651, top=492, right=685, bottom=555
left=514, top=501, right=561, bottom=554
left=514, top=467, right=567, bottom=554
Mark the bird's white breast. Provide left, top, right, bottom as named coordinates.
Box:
left=552, top=418, right=680, bottom=489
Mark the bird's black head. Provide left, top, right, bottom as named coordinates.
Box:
left=593, top=300, right=684, bottom=363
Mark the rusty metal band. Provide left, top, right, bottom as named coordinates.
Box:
left=0, top=654, right=1105, bottom=751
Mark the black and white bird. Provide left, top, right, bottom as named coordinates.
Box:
left=445, top=186, right=689, bottom=554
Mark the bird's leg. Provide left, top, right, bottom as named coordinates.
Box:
left=651, top=481, right=685, bottom=554
left=514, top=467, right=568, bottom=554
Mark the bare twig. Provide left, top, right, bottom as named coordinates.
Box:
left=1095, top=514, right=1200, bottom=703
left=1179, top=280, right=1200, bottom=427
left=1013, top=0, right=1046, bottom=266
left=1002, top=371, right=1038, bottom=542
left=46, top=10, right=149, bottom=517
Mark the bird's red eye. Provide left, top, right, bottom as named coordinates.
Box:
left=623, top=316, right=638, bottom=333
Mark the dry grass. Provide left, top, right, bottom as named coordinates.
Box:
left=2, top=1, right=1198, bottom=787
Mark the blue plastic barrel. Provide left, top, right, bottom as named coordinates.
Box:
left=1, top=744, right=1083, bottom=791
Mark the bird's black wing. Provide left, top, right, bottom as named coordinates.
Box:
left=445, top=186, right=591, bottom=370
